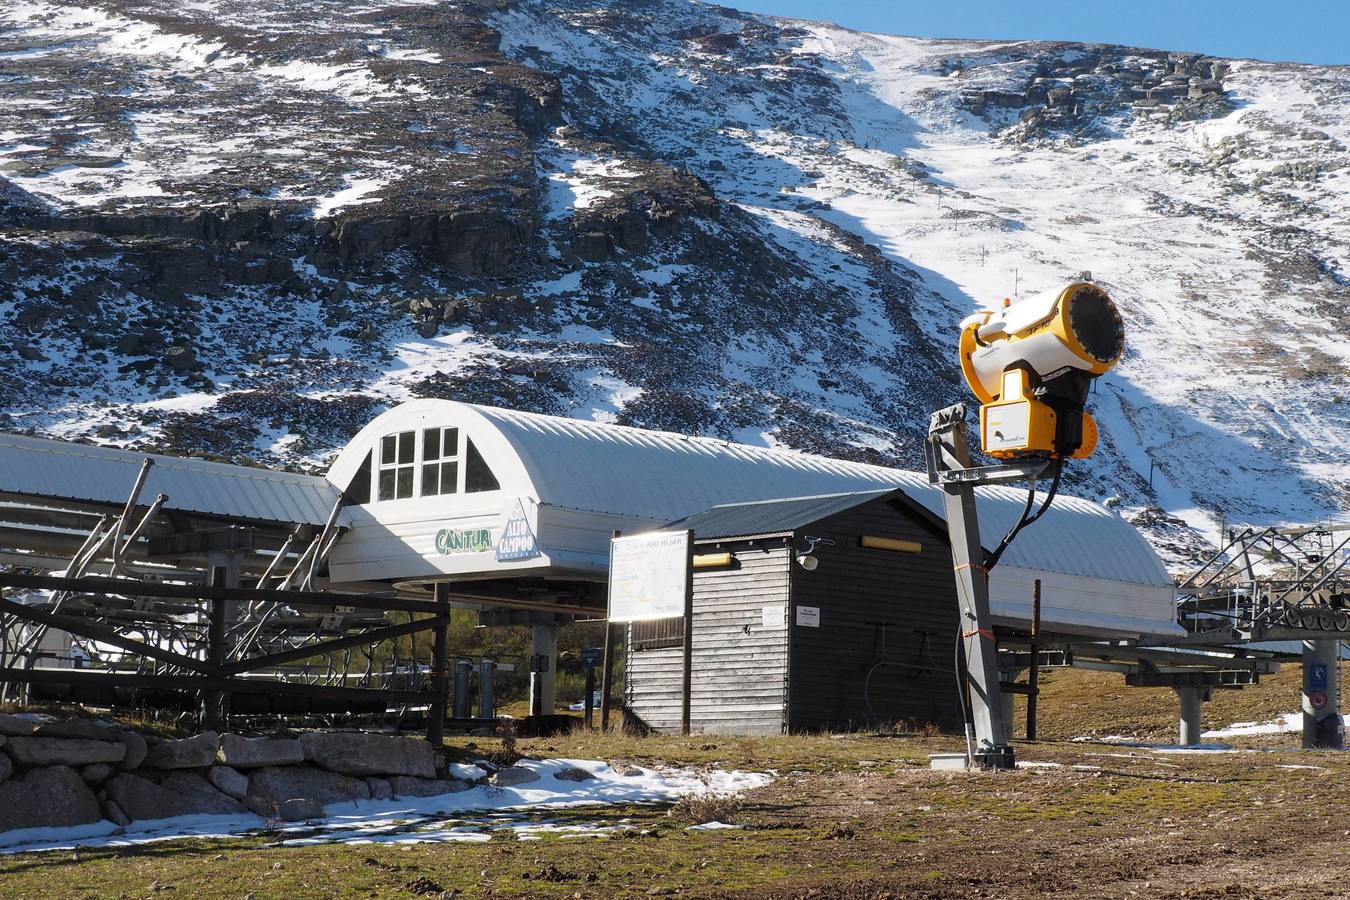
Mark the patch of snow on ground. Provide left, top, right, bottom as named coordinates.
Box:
left=0, top=759, right=772, bottom=855
left=311, top=174, right=395, bottom=218
left=1202, top=712, right=1302, bottom=738
left=383, top=47, right=442, bottom=63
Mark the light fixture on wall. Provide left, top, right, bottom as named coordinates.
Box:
left=795, top=535, right=834, bottom=571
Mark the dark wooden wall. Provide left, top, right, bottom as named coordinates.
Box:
left=626, top=543, right=790, bottom=734
left=786, top=496, right=963, bottom=733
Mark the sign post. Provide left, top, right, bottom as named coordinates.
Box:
left=601, top=531, right=620, bottom=732
left=681, top=534, right=695, bottom=736
left=608, top=530, right=692, bottom=622
left=581, top=646, right=602, bottom=729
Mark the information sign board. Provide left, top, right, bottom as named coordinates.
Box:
left=608, top=531, right=691, bottom=623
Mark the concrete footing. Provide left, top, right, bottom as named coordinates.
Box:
left=1175, top=686, right=1210, bottom=746
left=529, top=624, right=559, bottom=715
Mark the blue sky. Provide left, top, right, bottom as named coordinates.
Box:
left=720, top=1, right=1350, bottom=65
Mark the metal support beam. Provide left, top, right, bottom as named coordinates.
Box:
left=0, top=666, right=434, bottom=705
left=201, top=564, right=230, bottom=734
left=478, top=658, right=495, bottom=719
left=0, top=593, right=215, bottom=676
left=1000, top=670, right=1020, bottom=743
left=218, top=615, right=450, bottom=675
left=453, top=659, right=473, bottom=719
left=0, top=573, right=437, bottom=615
left=1026, top=579, right=1042, bottom=741
left=681, top=531, right=694, bottom=736
left=600, top=621, right=618, bottom=731
left=1126, top=670, right=1260, bottom=688
left=928, top=404, right=1015, bottom=769
left=428, top=583, right=450, bottom=745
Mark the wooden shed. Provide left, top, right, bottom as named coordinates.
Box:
left=624, top=490, right=963, bottom=735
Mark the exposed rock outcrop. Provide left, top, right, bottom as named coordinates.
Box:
left=0, top=766, right=103, bottom=832
left=491, top=765, right=541, bottom=787
left=300, top=732, right=436, bottom=778
left=105, top=772, right=246, bottom=820
left=388, top=776, right=472, bottom=798
left=245, top=766, right=372, bottom=810
left=144, top=732, right=220, bottom=770
left=208, top=765, right=251, bottom=799
left=555, top=766, right=596, bottom=782
left=5, top=736, right=127, bottom=767
left=0, top=715, right=35, bottom=737
left=278, top=797, right=326, bottom=822
left=216, top=734, right=305, bottom=769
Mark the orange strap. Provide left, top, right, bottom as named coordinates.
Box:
left=963, top=627, right=995, bottom=640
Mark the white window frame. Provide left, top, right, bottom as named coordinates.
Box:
left=420, top=426, right=461, bottom=497
left=377, top=431, right=416, bottom=501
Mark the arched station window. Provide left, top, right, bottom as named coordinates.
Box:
left=367, top=425, right=501, bottom=501
left=421, top=427, right=459, bottom=496
left=378, top=431, right=416, bottom=500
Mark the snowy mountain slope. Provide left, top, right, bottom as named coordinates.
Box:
left=0, top=0, right=956, bottom=469
left=0, top=0, right=1346, bottom=566
left=485, top=1, right=1349, bottom=545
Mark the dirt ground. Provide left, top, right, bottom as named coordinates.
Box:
left=5, top=735, right=1349, bottom=899
left=3, top=666, right=1346, bottom=899
left=729, top=741, right=1350, bottom=900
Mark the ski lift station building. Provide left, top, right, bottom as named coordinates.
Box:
left=0, top=398, right=1180, bottom=728
left=322, top=400, right=1180, bottom=725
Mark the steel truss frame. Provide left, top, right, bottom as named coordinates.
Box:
left=1174, top=524, right=1350, bottom=642
left=0, top=571, right=454, bottom=736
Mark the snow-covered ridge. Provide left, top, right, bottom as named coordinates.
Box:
left=1, top=0, right=431, bottom=212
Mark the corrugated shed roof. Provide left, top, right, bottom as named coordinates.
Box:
left=464, top=403, right=1171, bottom=587
left=0, top=433, right=341, bottom=527
left=667, top=490, right=900, bottom=540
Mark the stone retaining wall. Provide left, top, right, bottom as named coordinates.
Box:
left=0, top=714, right=514, bottom=834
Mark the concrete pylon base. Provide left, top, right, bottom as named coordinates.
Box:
left=1175, top=686, right=1210, bottom=746
left=529, top=623, right=559, bottom=716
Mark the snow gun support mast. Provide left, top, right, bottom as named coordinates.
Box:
left=926, top=281, right=1125, bottom=769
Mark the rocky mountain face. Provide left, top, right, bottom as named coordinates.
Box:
left=1, top=0, right=1347, bottom=565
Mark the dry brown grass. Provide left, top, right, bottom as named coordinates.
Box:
left=667, top=792, right=744, bottom=825
left=1009, top=662, right=1310, bottom=742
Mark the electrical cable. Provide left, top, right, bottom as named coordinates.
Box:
left=954, top=632, right=975, bottom=762
left=1021, top=459, right=1065, bottom=528
left=986, top=459, right=1064, bottom=571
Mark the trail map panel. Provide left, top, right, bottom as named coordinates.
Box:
left=608, top=531, right=691, bottom=623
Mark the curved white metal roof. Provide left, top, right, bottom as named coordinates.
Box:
left=329, top=400, right=1171, bottom=588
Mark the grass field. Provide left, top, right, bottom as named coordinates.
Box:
left=3, top=666, right=1344, bottom=899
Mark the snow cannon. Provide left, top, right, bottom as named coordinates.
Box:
left=958, top=281, right=1124, bottom=460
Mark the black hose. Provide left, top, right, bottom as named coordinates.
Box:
left=954, top=632, right=975, bottom=761
left=986, top=459, right=1064, bottom=571
left=1022, top=460, right=1065, bottom=528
